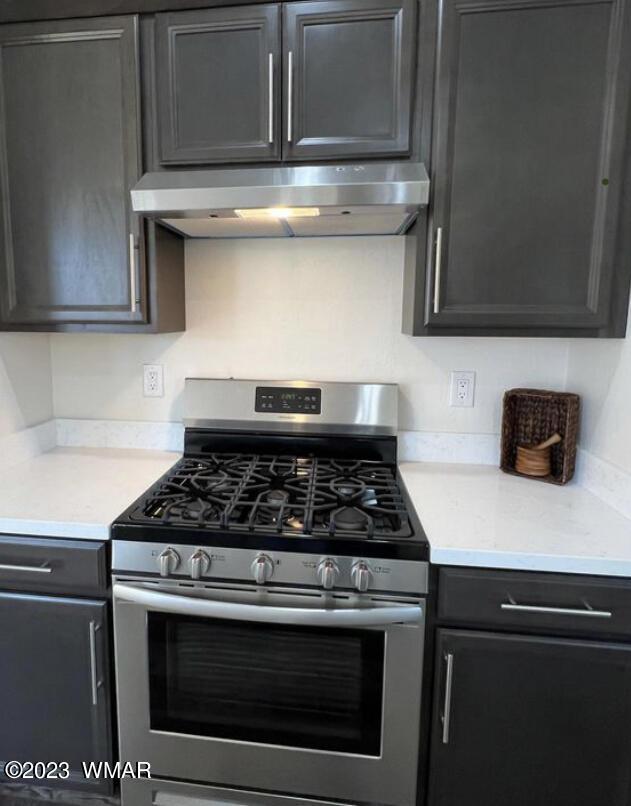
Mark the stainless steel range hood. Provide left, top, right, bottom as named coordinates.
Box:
left=131, top=162, right=429, bottom=238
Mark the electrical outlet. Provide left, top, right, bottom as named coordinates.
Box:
left=449, top=371, right=475, bottom=407
left=143, top=364, right=164, bottom=398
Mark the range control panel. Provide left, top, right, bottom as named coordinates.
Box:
left=112, top=541, right=429, bottom=596
left=255, top=386, right=322, bottom=414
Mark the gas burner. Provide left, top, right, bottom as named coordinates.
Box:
left=251, top=505, right=305, bottom=532
left=146, top=494, right=225, bottom=526
left=228, top=489, right=307, bottom=533
left=332, top=479, right=365, bottom=498
left=329, top=478, right=379, bottom=508
left=332, top=506, right=370, bottom=532
left=265, top=489, right=290, bottom=505
left=189, top=470, right=234, bottom=495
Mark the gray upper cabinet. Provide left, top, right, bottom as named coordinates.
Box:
left=155, top=5, right=281, bottom=164
left=404, top=0, right=631, bottom=337
left=283, top=0, right=416, bottom=161
left=0, top=16, right=149, bottom=327
left=151, top=0, right=416, bottom=166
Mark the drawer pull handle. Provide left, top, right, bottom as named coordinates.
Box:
left=441, top=652, right=454, bottom=745
left=501, top=602, right=612, bottom=618
left=0, top=562, right=52, bottom=574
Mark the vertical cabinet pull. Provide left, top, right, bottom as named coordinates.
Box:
left=268, top=52, right=274, bottom=144
left=433, top=226, right=443, bottom=315
left=129, top=233, right=138, bottom=314
left=89, top=621, right=103, bottom=707
left=441, top=652, right=454, bottom=744
left=287, top=50, right=293, bottom=143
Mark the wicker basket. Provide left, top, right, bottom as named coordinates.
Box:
left=500, top=389, right=580, bottom=485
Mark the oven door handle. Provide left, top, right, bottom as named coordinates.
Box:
left=113, top=583, right=423, bottom=627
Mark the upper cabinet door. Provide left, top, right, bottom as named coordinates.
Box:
left=155, top=5, right=281, bottom=164
left=0, top=16, right=145, bottom=327
left=426, top=0, right=631, bottom=332
left=283, top=0, right=416, bottom=161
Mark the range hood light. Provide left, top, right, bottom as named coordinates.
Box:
left=235, top=207, right=320, bottom=219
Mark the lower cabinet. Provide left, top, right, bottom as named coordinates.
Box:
left=429, top=629, right=631, bottom=806
left=0, top=592, right=113, bottom=794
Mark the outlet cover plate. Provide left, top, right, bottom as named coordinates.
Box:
left=143, top=364, right=164, bottom=398
left=449, top=371, right=475, bottom=408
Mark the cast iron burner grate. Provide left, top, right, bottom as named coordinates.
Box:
left=130, top=453, right=411, bottom=539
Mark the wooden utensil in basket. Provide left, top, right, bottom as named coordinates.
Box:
left=515, top=433, right=563, bottom=477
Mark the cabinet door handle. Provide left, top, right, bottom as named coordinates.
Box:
left=441, top=652, right=454, bottom=744
left=433, top=226, right=443, bottom=314
left=89, top=621, right=103, bottom=707
left=501, top=601, right=612, bottom=618
left=287, top=50, right=293, bottom=143
left=268, top=52, right=274, bottom=144
left=0, top=562, right=52, bottom=574
left=129, top=233, right=138, bottom=314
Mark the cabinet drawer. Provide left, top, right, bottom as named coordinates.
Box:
left=0, top=536, right=107, bottom=596
left=438, top=567, right=631, bottom=638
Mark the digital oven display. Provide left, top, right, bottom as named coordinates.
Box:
left=255, top=387, right=322, bottom=414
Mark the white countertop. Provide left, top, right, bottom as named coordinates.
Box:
left=400, top=462, right=631, bottom=577
left=0, top=447, right=178, bottom=540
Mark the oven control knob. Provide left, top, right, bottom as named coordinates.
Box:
left=318, top=558, right=339, bottom=590
left=251, top=554, right=274, bottom=585
left=189, top=548, right=211, bottom=580
left=157, top=547, right=180, bottom=578
left=351, top=561, right=372, bottom=593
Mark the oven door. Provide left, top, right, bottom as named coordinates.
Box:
left=113, top=580, right=425, bottom=806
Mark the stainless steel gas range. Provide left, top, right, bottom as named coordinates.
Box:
left=111, top=379, right=429, bottom=806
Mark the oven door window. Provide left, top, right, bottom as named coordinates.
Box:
left=148, top=613, right=384, bottom=755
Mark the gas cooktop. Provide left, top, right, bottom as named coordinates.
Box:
left=119, top=453, right=412, bottom=538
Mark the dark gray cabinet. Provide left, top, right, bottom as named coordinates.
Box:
left=0, top=535, right=108, bottom=596
left=0, top=16, right=185, bottom=332
left=0, top=592, right=113, bottom=794
left=404, top=0, right=631, bottom=337
left=155, top=4, right=281, bottom=164
left=437, top=566, right=631, bottom=639
left=283, top=0, right=415, bottom=161
left=429, top=628, right=631, bottom=806
left=151, top=0, right=416, bottom=166
left=0, top=16, right=142, bottom=326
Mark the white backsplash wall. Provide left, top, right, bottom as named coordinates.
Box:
left=0, top=333, right=53, bottom=438
left=50, top=237, right=570, bottom=436
left=566, top=297, right=631, bottom=476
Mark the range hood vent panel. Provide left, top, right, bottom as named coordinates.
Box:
left=162, top=206, right=416, bottom=238
left=132, top=162, right=429, bottom=238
